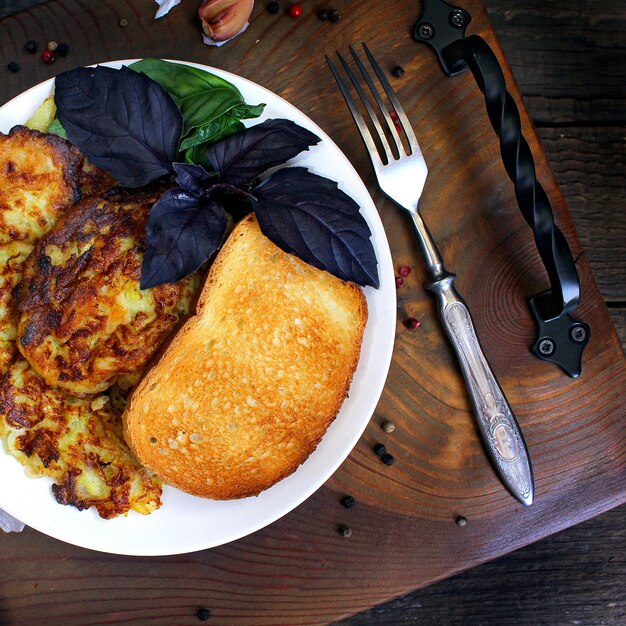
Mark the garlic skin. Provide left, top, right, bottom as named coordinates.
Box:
left=198, top=0, right=254, bottom=43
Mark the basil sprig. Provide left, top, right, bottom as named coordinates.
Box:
left=53, top=63, right=379, bottom=290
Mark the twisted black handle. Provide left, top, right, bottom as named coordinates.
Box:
left=442, top=35, right=579, bottom=321
left=413, top=0, right=590, bottom=376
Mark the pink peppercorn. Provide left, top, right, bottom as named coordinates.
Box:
left=395, top=276, right=404, bottom=288
left=398, top=265, right=412, bottom=277
left=406, top=318, right=421, bottom=330
left=288, top=3, right=302, bottom=17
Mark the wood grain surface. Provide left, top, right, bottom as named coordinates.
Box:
left=0, top=1, right=624, bottom=625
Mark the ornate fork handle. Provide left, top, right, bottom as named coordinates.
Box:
left=411, top=212, right=534, bottom=505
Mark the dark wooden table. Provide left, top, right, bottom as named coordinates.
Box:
left=0, top=1, right=624, bottom=625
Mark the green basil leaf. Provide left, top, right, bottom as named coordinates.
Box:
left=230, top=102, right=266, bottom=119
left=179, top=116, right=245, bottom=151
left=129, top=58, right=244, bottom=103
left=47, top=118, right=68, bottom=139
left=179, top=88, right=243, bottom=135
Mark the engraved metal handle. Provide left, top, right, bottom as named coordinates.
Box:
left=410, top=212, right=534, bottom=505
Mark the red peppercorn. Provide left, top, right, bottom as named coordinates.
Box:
left=389, top=110, right=398, bottom=121
left=406, top=317, right=421, bottom=330
left=395, top=276, right=404, bottom=288
left=288, top=3, right=302, bottom=17
left=398, top=265, right=412, bottom=277
left=42, top=49, right=55, bottom=64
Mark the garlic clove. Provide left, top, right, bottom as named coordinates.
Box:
left=198, top=0, right=255, bottom=43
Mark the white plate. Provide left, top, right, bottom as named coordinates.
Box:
left=0, top=60, right=396, bottom=555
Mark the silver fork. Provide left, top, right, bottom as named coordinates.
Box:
left=327, top=43, right=534, bottom=506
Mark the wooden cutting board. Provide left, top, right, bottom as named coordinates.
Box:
left=1, top=1, right=625, bottom=624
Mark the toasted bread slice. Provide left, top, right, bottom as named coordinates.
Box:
left=123, top=214, right=368, bottom=499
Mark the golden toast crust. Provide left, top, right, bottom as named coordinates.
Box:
left=123, top=214, right=368, bottom=499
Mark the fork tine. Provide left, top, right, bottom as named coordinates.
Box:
left=361, top=43, right=422, bottom=156
left=336, top=50, right=396, bottom=163
left=326, top=53, right=388, bottom=167
left=347, top=44, right=406, bottom=158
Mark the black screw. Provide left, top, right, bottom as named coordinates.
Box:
left=570, top=325, right=588, bottom=343
left=538, top=338, right=555, bottom=356
left=417, top=23, right=434, bottom=40
left=449, top=9, right=468, bottom=28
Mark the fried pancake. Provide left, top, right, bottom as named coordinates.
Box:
left=0, top=126, right=114, bottom=374
left=0, top=359, right=162, bottom=519
left=123, top=214, right=368, bottom=500
left=16, top=190, right=200, bottom=396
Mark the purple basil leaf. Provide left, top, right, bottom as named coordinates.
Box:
left=204, top=118, right=320, bottom=187
left=172, top=162, right=216, bottom=197
left=140, top=188, right=227, bottom=289
left=54, top=65, right=183, bottom=187
left=250, top=167, right=379, bottom=288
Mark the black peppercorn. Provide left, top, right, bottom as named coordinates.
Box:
left=266, top=1, right=280, bottom=13
left=56, top=43, right=69, bottom=57
left=381, top=453, right=395, bottom=466
left=456, top=515, right=468, bottom=527
left=338, top=524, right=352, bottom=537
left=119, top=17, right=129, bottom=27
left=391, top=65, right=405, bottom=78
left=329, top=9, right=341, bottom=22
left=24, top=40, right=38, bottom=54
left=341, top=495, right=355, bottom=509
left=373, top=443, right=386, bottom=457
left=197, top=608, right=211, bottom=621
left=7, top=61, right=20, bottom=73
left=317, top=9, right=329, bottom=21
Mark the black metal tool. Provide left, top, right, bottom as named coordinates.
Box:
left=413, top=0, right=590, bottom=377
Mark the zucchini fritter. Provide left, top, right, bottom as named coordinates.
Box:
left=0, top=359, right=162, bottom=519
left=16, top=190, right=200, bottom=395
left=0, top=126, right=114, bottom=374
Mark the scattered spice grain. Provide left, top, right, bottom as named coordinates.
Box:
left=328, top=8, right=341, bottom=22
left=373, top=443, right=386, bottom=457
left=338, top=525, right=352, bottom=537
left=381, top=420, right=395, bottom=433
left=266, top=1, right=280, bottom=14
left=406, top=317, right=421, bottom=330
left=456, top=516, right=468, bottom=527
left=341, top=495, right=356, bottom=509
left=288, top=3, right=303, bottom=18
left=197, top=607, right=211, bottom=621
